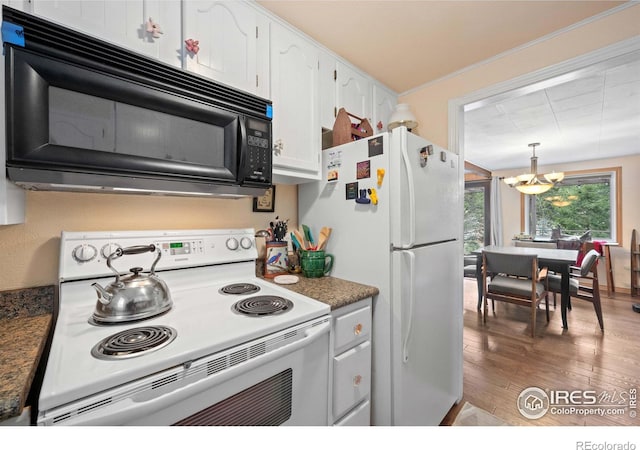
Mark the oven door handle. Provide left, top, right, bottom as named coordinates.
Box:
left=49, top=319, right=331, bottom=425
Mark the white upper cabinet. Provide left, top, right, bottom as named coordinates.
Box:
left=3, top=1, right=29, bottom=12
left=182, top=1, right=269, bottom=97
left=373, top=83, right=397, bottom=133
left=32, top=0, right=182, bottom=68
left=319, top=48, right=337, bottom=130
left=336, top=61, right=372, bottom=123
left=270, top=21, right=320, bottom=183
left=320, top=51, right=397, bottom=135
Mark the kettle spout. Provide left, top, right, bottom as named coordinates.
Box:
left=92, top=282, right=113, bottom=304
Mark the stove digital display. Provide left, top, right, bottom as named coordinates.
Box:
left=166, top=242, right=190, bottom=255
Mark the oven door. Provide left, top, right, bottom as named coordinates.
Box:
left=37, top=318, right=330, bottom=426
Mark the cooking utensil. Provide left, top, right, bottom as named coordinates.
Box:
left=91, top=245, right=173, bottom=324
left=317, top=227, right=332, bottom=250
left=290, top=232, right=302, bottom=250
left=302, top=224, right=314, bottom=247
left=293, top=229, right=307, bottom=250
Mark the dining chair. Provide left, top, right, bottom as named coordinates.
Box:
left=545, top=249, right=603, bottom=331
left=464, top=254, right=483, bottom=310
left=482, top=251, right=549, bottom=337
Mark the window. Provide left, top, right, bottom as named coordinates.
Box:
left=525, top=168, right=620, bottom=241
left=464, top=180, right=491, bottom=253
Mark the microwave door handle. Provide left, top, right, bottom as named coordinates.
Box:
left=238, top=117, right=248, bottom=179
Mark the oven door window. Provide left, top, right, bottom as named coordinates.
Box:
left=7, top=47, right=238, bottom=182
left=173, top=369, right=293, bottom=426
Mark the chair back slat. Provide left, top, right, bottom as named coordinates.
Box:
left=483, top=251, right=537, bottom=278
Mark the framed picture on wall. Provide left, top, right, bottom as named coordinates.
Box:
left=253, top=186, right=275, bottom=213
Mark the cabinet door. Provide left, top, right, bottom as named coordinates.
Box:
left=183, top=1, right=267, bottom=95
left=32, top=0, right=182, bottom=68
left=333, top=340, right=371, bottom=420
left=336, top=61, right=372, bottom=122
left=334, top=400, right=370, bottom=426
left=333, top=304, right=371, bottom=355
left=4, top=1, right=29, bottom=12
left=373, top=83, right=397, bottom=134
left=270, top=21, right=320, bottom=182
left=318, top=49, right=336, bottom=130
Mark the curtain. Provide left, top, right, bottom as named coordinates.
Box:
left=490, top=176, right=503, bottom=246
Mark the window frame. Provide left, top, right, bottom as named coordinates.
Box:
left=522, top=166, right=621, bottom=242
left=464, top=179, right=492, bottom=253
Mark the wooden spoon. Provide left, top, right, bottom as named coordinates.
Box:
left=293, top=229, right=307, bottom=250
left=317, top=227, right=332, bottom=250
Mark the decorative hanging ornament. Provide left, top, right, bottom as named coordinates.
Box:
left=146, top=17, right=163, bottom=38
left=185, top=39, right=200, bottom=55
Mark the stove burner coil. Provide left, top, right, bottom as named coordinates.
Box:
left=91, top=325, right=177, bottom=360
left=232, top=296, right=294, bottom=317
left=220, top=283, right=261, bottom=295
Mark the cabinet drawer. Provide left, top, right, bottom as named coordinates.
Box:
left=334, top=304, right=371, bottom=352
left=333, top=340, right=371, bottom=420
left=334, top=400, right=370, bottom=426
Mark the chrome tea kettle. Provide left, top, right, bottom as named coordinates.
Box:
left=91, top=244, right=173, bottom=324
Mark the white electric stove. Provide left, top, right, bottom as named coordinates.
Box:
left=38, top=228, right=331, bottom=426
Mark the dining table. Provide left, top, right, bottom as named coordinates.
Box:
left=473, top=245, right=579, bottom=330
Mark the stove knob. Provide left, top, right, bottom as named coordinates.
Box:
left=240, top=237, right=253, bottom=250
left=226, top=237, right=239, bottom=251
left=101, top=243, right=121, bottom=259
left=72, top=244, right=97, bottom=263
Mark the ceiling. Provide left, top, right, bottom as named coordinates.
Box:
left=257, top=1, right=639, bottom=172
left=463, top=52, right=640, bottom=171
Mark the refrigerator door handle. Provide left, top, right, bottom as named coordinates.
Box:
left=400, top=138, right=416, bottom=249
left=400, top=250, right=415, bottom=363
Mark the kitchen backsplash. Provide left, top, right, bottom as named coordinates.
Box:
left=0, top=186, right=297, bottom=291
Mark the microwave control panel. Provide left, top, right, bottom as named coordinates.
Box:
left=243, top=117, right=272, bottom=184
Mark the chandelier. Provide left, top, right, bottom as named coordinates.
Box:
left=502, top=143, right=564, bottom=195
left=545, top=194, right=578, bottom=207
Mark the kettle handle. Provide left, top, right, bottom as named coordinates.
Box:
left=106, top=245, right=161, bottom=282
left=120, top=244, right=156, bottom=255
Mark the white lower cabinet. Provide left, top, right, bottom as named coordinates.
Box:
left=330, top=298, right=372, bottom=426
left=334, top=400, right=370, bottom=426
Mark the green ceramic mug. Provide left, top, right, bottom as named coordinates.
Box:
left=300, top=250, right=334, bottom=278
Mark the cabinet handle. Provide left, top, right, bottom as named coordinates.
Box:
left=353, top=323, right=363, bottom=335
left=353, top=375, right=362, bottom=386
left=273, top=139, right=283, bottom=155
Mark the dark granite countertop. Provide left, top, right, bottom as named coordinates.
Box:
left=0, top=286, right=54, bottom=422
left=265, top=275, right=378, bottom=310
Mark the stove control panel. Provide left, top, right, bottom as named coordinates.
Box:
left=59, top=229, right=258, bottom=281
left=159, top=240, right=204, bottom=256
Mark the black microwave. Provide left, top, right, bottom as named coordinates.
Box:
left=2, top=6, right=272, bottom=197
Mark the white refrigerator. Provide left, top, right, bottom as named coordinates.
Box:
left=299, top=127, right=463, bottom=425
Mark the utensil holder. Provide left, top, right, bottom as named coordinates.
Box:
left=264, top=241, right=289, bottom=278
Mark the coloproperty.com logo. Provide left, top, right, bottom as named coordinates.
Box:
left=517, top=386, right=637, bottom=420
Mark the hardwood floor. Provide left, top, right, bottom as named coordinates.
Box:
left=444, top=279, right=640, bottom=426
